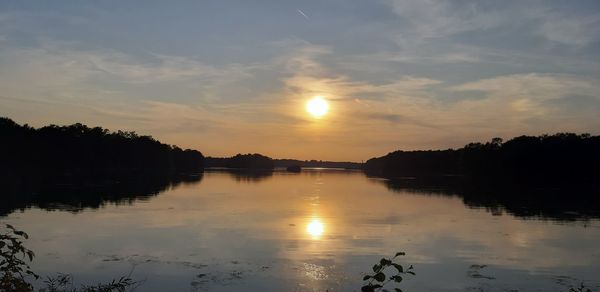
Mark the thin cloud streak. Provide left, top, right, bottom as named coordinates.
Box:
left=297, top=9, right=310, bottom=20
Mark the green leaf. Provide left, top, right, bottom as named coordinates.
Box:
left=363, top=275, right=372, bottom=281
left=394, top=252, right=406, bottom=257
left=372, top=264, right=382, bottom=273
left=380, top=258, right=392, bottom=266
left=392, top=263, right=404, bottom=273
left=374, top=272, right=386, bottom=282
left=392, top=275, right=403, bottom=283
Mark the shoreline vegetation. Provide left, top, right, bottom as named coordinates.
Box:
left=2, top=117, right=598, bottom=184
left=204, top=155, right=362, bottom=170
left=1, top=117, right=599, bottom=220
left=0, top=117, right=205, bottom=177
left=0, top=118, right=600, bottom=186
left=364, top=134, right=600, bottom=187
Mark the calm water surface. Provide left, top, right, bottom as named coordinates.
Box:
left=3, top=169, right=600, bottom=291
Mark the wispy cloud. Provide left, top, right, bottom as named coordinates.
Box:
left=451, top=73, right=600, bottom=102
left=297, top=9, right=309, bottom=20
left=356, top=111, right=441, bottom=129
left=445, top=73, right=600, bottom=133
left=384, top=0, right=600, bottom=48
left=385, top=0, right=505, bottom=40
left=537, top=13, right=600, bottom=46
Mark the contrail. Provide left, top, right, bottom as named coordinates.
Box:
left=297, top=9, right=309, bottom=20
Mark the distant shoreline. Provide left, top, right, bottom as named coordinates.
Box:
left=2, top=117, right=598, bottom=187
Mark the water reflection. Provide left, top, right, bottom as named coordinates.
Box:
left=206, top=168, right=273, bottom=183
left=0, top=172, right=203, bottom=216
left=370, top=175, right=600, bottom=221
left=306, top=218, right=324, bottom=239
left=1, top=169, right=599, bottom=291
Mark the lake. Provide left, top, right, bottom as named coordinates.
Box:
left=2, top=169, right=600, bottom=291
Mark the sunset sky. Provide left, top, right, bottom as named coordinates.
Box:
left=1, top=1, right=599, bottom=161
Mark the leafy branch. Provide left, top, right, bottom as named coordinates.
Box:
left=1, top=224, right=39, bottom=291
left=2, top=224, right=138, bottom=292
left=361, top=252, right=415, bottom=292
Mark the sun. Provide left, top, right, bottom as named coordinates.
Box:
left=306, top=96, right=329, bottom=118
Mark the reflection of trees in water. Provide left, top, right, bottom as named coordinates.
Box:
left=224, top=169, right=273, bottom=183
left=0, top=169, right=277, bottom=217
left=371, top=175, right=600, bottom=221
left=203, top=169, right=274, bottom=183
left=0, top=172, right=203, bottom=216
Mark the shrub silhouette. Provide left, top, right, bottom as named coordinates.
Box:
left=361, top=252, right=415, bottom=292
left=1, top=224, right=136, bottom=292
left=0, top=224, right=38, bottom=291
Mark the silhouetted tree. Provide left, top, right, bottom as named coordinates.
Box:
left=364, top=133, right=600, bottom=187
left=205, top=153, right=274, bottom=170
left=274, top=159, right=361, bottom=169
left=0, top=117, right=204, bottom=180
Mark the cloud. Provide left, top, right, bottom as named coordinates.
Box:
left=385, top=0, right=505, bottom=40
left=445, top=73, right=600, bottom=133
left=297, top=9, right=309, bottom=21
left=451, top=73, right=600, bottom=102
left=0, top=39, right=268, bottom=104
left=271, top=38, right=332, bottom=75
left=354, top=111, right=440, bottom=129
left=384, top=0, right=600, bottom=51
left=537, top=13, right=600, bottom=46
left=274, top=39, right=442, bottom=101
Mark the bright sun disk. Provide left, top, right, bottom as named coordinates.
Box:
left=307, top=219, right=324, bottom=238
left=306, top=96, right=329, bottom=118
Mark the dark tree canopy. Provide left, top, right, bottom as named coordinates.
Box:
left=0, top=117, right=204, bottom=177
left=364, top=133, right=600, bottom=186
left=205, top=153, right=274, bottom=170
left=274, top=159, right=361, bottom=169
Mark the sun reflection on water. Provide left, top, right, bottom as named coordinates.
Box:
left=307, top=218, right=324, bottom=239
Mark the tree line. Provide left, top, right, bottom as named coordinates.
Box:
left=0, top=117, right=204, bottom=178
left=205, top=153, right=274, bottom=169
left=364, top=133, right=600, bottom=186
left=274, top=159, right=361, bottom=169
left=3, top=116, right=599, bottom=188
